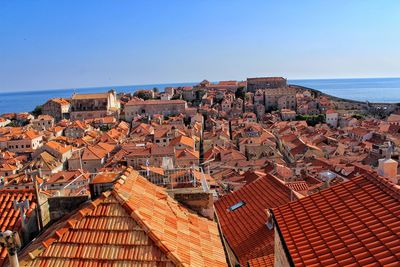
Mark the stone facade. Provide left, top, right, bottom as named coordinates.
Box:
left=42, top=98, right=70, bottom=122
left=31, top=115, right=55, bottom=131
left=247, top=77, right=287, bottom=92
left=265, top=87, right=297, bottom=110
left=124, top=100, right=187, bottom=121
left=70, top=90, right=120, bottom=121
left=7, top=134, right=43, bottom=153
left=274, top=227, right=291, bottom=267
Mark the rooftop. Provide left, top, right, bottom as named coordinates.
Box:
left=71, top=92, right=109, bottom=100
left=214, top=174, right=295, bottom=266
left=20, top=168, right=227, bottom=266
left=273, top=172, right=400, bottom=266
left=0, top=189, right=36, bottom=266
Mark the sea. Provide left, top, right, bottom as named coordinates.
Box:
left=0, top=77, right=400, bottom=114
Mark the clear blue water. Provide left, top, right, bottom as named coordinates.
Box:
left=0, top=78, right=399, bottom=114
left=290, top=77, right=400, bottom=103
left=0, top=82, right=196, bottom=114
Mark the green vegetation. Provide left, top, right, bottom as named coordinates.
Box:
left=99, top=125, right=111, bottom=132
left=6, top=121, right=18, bottom=127
left=136, top=91, right=152, bottom=100
left=235, top=86, right=246, bottom=100
left=152, top=87, right=159, bottom=93
left=352, top=114, right=364, bottom=120
left=296, top=114, right=325, bottom=126
left=31, top=105, right=43, bottom=117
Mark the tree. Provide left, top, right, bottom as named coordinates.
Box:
left=32, top=105, right=43, bottom=117
left=235, top=86, right=246, bottom=100
left=352, top=114, right=364, bottom=120
left=152, top=87, right=159, bottom=93
left=295, top=114, right=325, bottom=126
left=137, top=91, right=151, bottom=100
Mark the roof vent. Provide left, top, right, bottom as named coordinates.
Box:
left=227, top=200, right=245, bottom=212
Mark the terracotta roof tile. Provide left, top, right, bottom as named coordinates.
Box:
left=0, top=189, right=36, bottom=266
left=273, top=172, right=400, bottom=266
left=214, top=174, right=295, bottom=265
left=20, top=168, right=227, bottom=267
left=71, top=92, right=109, bottom=100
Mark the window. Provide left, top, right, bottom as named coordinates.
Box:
left=228, top=201, right=246, bottom=212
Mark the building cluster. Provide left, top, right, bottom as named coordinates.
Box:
left=0, top=76, right=399, bottom=266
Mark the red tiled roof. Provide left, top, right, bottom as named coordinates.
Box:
left=115, top=169, right=227, bottom=266
left=20, top=192, right=174, bottom=266
left=20, top=168, right=227, bottom=267
left=214, top=174, right=295, bottom=266
left=285, top=181, right=309, bottom=192
left=0, top=189, right=36, bottom=266
left=91, top=172, right=119, bottom=184
left=126, top=99, right=186, bottom=106
left=247, top=255, right=275, bottom=267
left=71, top=92, right=109, bottom=100
left=273, top=173, right=400, bottom=266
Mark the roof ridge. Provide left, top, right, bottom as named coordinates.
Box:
left=112, top=167, right=225, bottom=267
left=361, top=172, right=400, bottom=201
left=112, top=185, right=182, bottom=266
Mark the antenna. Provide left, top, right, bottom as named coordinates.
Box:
left=13, top=199, right=30, bottom=228
left=386, top=141, right=394, bottom=160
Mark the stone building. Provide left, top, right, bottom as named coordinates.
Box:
left=326, top=109, right=339, bottom=127
left=247, top=77, right=287, bottom=92
left=254, top=89, right=265, bottom=105
left=124, top=99, right=187, bottom=122
left=265, top=86, right=297, bottom=110
left=42, top=98, right=70, bottom=121
left=70, top=90, right=120, bottom=121
left=31, top=115, right=55, bottom=131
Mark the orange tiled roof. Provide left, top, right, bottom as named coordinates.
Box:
left=169, top=135, right=195, bottom=149
left=0, top=189, right=36, bottom=266
left=21, top=168, right=227, bottom=267
left=45, top=141, right=72, bottom=154
left=71, top=92, right=109, bottom=100
left=81, top=142, right=115, bottom=161
left=115, top=169, right=227, bottom=266
left=20, top=192, right=174, bottom=267
left=272, top=173, right=400, bottom=266
left=90, top=172, right=119, bottom=184
left=214, top=174, right=295, bottom=266
left=126, top=99, right=186, bottom=106
left=49, top=98, right=70, bottom=105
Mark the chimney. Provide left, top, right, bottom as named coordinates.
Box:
left=0, top=230, right=21, bottom=267
left=264, top=209, right=274, bottom=230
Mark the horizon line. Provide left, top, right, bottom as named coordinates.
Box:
left=1, top=75, right=400, bottom=94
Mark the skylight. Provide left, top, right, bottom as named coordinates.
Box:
left=228, top=201, right=245, bottom=212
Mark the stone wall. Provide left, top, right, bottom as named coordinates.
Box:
left=168, top=188, right=214, bottom=219
left=274, top=227, right=291, bottom=267
left=48, top=195, right=89, bottom=221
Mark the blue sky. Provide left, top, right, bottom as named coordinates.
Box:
left=1, top=0, right=400, bottom=92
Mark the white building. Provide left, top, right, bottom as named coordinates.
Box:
left=326, top=109, right=338, bottom=127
